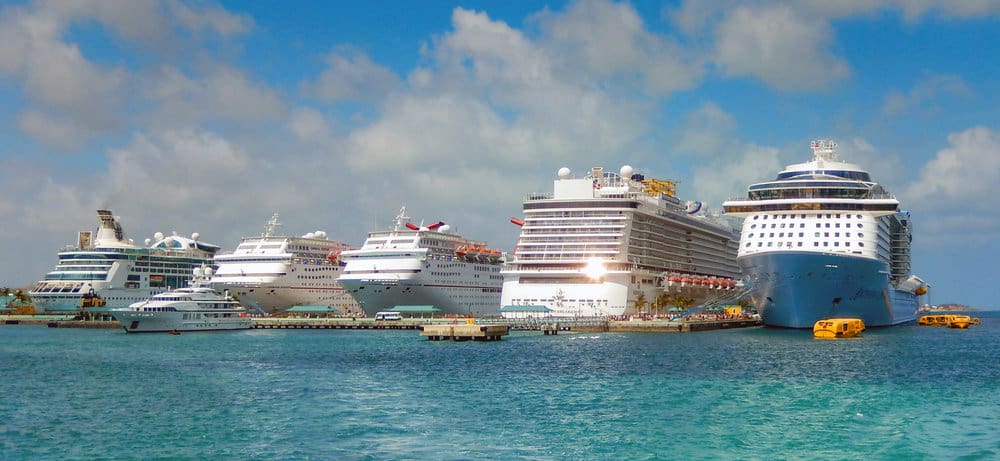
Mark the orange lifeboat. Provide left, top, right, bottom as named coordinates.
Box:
left=455, top=247, right=468, bottom=256
left=327, top=250, right=341, bottom=262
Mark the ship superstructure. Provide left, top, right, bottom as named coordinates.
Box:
left=500, top=166, right=741, bottom=318
left=723, top=140, right=927, bottom=328
left=338, top=207, right=504, bottom=317
left=210, top=213, right=360, bottom=315
left=28, top=210, right=220, bottom=313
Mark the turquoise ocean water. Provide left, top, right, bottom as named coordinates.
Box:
left=2, top=313, right=998, bottom=460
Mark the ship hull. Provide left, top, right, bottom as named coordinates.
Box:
left=740, top=251, right=918, bottom=328
left=338, top=278, right=500, bottom=317
left=111, top=311, right=251, bottom=333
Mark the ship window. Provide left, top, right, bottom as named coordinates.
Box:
left=753, top=216, right=759, bottom=220
left=857, top=214, right=863, bottom=219
left=859, top=242, right=864, bottom=247
left=825, top=223, right=830, bottom=228
left=836, top=214, right=841, bottom=218
left=836, top=223, right=840, bottom=228
left=748, top=233, right=754, bottom=238
left=815, top=232, right=820, bottom=237
left=835, top=233, right=840, bottom=237
left=835, top=242, right=840, bottom=247
left=800, top=223, right=805, bottom=228
left=801, top=214, right=806, bottom=218
left=846, top=223, right=851, bottom=228
left=824, top=232, right=829, bottom=237
left=814, top=242, right=819, bottom=247
left=799, top=232, right=804, bottom=237
left=846, top=242, right=851, bottom=247
left=858, top=224, right=863, bottom=228
left=846, top=232, right=851, bottom=237
left=770, top=233, right=774, bottom=237
left=771, top=224, right=776, bottom=228
left=797, top=242, right=803, bottom=247
left=758, top=242, right=763, bottom=247
left=781, top=224, right=786, bottom=228
left=779, top=233, right=784, bottom=237
left=745, top=242, right=751, bottom=247
left=816, top=223, right=821, bottom=228
left=751, top=224, right=757, bottom=229
left=767, top=242, right=773, bottom=247
left=858, top=233, right=864, bottom=238
left=823, top=242, right=828, bottom=246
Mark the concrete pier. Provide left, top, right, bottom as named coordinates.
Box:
left=420, top=324, right=510, bottom=341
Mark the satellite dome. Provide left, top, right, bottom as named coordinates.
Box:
left=144, top=238, right=151, bottom=246
left=558, top=167, right=571, bottom=179
left=204, top=267, right=214, bottom=277
left=191, top=232, right=200, bottom=241
left=193, top=267, right=204, bottom=277
left=620, top=165, right=634, bottom=178
left=439, top=224, right=451, bottom=233
left=154, top=232, right=164, bottom=241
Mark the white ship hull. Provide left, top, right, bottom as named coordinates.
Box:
left=113, top=310, right=251, bottom=332
left=499, top=274, right=630, bottom=317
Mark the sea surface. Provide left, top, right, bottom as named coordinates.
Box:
left=2, top=313, right=998, bottom=460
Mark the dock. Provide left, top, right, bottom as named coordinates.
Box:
left=420, top=324, right=510, bottom=341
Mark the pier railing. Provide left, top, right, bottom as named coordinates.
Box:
left=477, top=316, right=610, bottom=331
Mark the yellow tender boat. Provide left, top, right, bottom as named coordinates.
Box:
left=813, top=318, right=865, bottom=339
left=919, top=314, right=980, bottom=328
left=946, top=315, right=972, bottom=329
left=919, top=315, right=950, bottom=326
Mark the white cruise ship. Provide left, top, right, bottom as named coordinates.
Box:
left=112, top=266, right=252, bottom=333
left=500, top=166, right=742, bottom=318
left=209, top=213, right=360, bottom=315
left=338, top=207, right=504, bottom=317
left=29, top=210, right=220, bottom=313
left=723, top=140, right=927, bottom=328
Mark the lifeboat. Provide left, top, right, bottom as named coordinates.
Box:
left=946, top=315, right=972, bottom=329
left=427, top=221, right=445, bottom=230
left=813, top=318, right=865, bottom=339
left=510, top=217, right=524, bottom=226
left=915, top=286, right=928, bottom=296
left=405, top=222, right=420, bottom=231
left=919, top=315, right=951, bottom=326
left=327, top=250, right=341, bottom=262
left=455, top=247, right=468, bottom=256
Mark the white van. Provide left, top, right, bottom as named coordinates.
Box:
left=374, top=312, right=402, bottom=321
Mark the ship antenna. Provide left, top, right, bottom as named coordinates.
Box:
left=264, top=213, right=281, bottom=237
left=811, top=139, right=838, bottom=162
left=392, top=206, right=409, bottom=232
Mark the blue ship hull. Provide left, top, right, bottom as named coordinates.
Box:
left=739, top=251, right=918, bottom=328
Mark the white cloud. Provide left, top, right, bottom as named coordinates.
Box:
left=904, top=126, right=1000, bottom=208
left=17, top=110, right=99, bottom=150
left=536, top=0, right=703, bottom=95
left=304, top=47, right=400, bottom=103
left=675, top=102, right=737, bottom=158
left=882, top=74, right=971, bottom=116
left=712, top=5, right=850, bottom=91
left=151, top=66, right=286, bottom=125
left=165, top=0, right=253, bottom=37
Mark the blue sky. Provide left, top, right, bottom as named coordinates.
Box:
left=1, top=0, right=997, bottom=308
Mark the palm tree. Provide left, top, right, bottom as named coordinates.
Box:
left=633, top=292, right=648, bottom=315
left=655, top=293, right=673, bottom=316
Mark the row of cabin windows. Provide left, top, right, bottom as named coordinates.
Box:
left=753, top=213, right=863, bottom=220
left=750, top=222, right=864, bottom=229
left=747, top=241, right=866, bottom=248
left=748, top=232, right=864, bottom=239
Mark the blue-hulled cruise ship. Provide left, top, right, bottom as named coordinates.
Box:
left=723, top=140, right=927, bottom=328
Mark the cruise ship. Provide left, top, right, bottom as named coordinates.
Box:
left=723, top=140, right=927, bottom=328
left=112, top=266, right=251, bottom=333
left=338, top=207, right=504, bottom=317
left=209, top=213, right=360, bottom=315
left=500, top=166, right=742, bottom=318
left=29, top=210, right=220, bottom=313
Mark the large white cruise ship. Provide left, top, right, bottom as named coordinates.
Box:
left=723, top=140, right=927, bottom=328
left=29, top=210, right=220, bottom=313
left=209, top=213, right=361, bottom=315
left=500, top=166, right=742, bottom=318
left=338, top=207, right=504, bottom=317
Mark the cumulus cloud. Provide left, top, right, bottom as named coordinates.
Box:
left=712, top=4, right=850, bottom=91
left=882, top=74, right=971, bottom=116
left=303, top=47, right=401, bottom=103
left=151, top=65, right=286, bottom=125
left=536, top=0, right=703, bottom=95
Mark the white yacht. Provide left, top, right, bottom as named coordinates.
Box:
left=723, top=140, right=927, bottom=328
left=500, top=166, right=742, bottom=318
left=338, top=207, right=504, bottom=317
left=29, top=210, right=220, bottom=313
left=210, top=213, right=361, bottom=315
left=112, top=266, right=251, bottom=333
